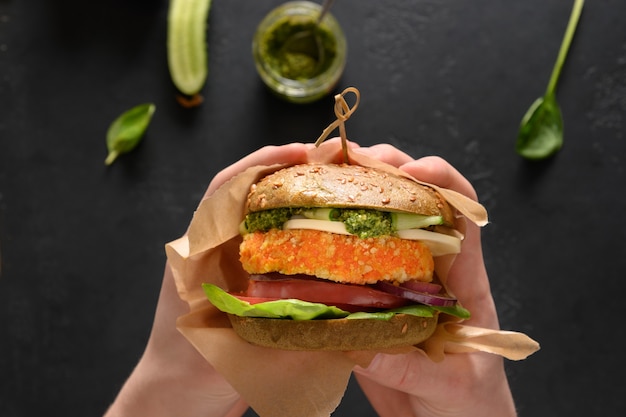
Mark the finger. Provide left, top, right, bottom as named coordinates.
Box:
left=351, top=143, right=414, bottom=167
left=205, top=143, right=310, bottom=197
left=353, top=351, right=434, bottom=399
left=399, top=156, right=478, bottom=201
left=308, top=136, right=362, bottom=150
left=354, top=350, right=480, bottom=400
left=400, top=157, right=499, bottom=328
left=223, top=398, right=249, bottom=417
left=352, top=372, right=413, bottom=416
left=355, top=350, right=511, bottom=414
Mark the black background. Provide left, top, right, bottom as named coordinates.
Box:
left=1, top=0, right=625, bottom=416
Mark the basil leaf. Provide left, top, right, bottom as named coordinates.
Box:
left=516, top=95, right=564, bottom=159
left=105, top=103, right=156, bottom=165
left=515, top=0, right=584, bottom=160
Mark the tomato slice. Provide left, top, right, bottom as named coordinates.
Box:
left=245, top=277, right=409, bottom=310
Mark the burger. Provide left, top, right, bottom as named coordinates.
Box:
left=203, top=163, right=470, bottom=351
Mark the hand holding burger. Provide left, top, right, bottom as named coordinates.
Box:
left=104, top=141, right=516, bottom=417
left=351, top=146, right=516, bottom=417
left=104, top=143, right=312, bottom=417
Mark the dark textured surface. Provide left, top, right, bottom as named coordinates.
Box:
left=1, top=1, right=625, bottom=416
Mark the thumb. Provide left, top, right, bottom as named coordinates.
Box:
left=353, top=351, right=430, bottom=395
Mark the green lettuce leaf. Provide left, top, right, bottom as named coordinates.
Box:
left=202, top=283, right=350, bottom=320
left=202, top=283, right=470, bottom=321
left=345, top=304, right=436, bottom=320
left=345, top=311, right=396, bottom=320
left=432, top=304, right=471, bottom=320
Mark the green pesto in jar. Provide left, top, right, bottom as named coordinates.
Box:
left=259, top=16, right=338, bottom=80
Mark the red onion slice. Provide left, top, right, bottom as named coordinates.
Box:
left=373, top=281, right=457, bottom=307
left=250, top=273, right=456, bottom=307
left=399, top=280, right=442, bottom=294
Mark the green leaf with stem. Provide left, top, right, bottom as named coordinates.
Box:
left=105, top=103, right=156, bottom=166
left=516, top=0, right=584, bottom=160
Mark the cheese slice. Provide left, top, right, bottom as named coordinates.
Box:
left=396, top=228, right=461, bottom=256
left=283, top=218, right=461, bottom=256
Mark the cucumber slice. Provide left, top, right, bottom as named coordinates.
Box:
left=391, top=213, right=443, bottom=230
left=302, top=208, right=340, bottom=221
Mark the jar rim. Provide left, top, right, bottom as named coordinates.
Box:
left=252, top=1, right=347, bottom=103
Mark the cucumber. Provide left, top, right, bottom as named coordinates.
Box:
left=391, top=213, right=443, bottom=230
left=302, top=208, right=340, bottom=221
left=167, top=0, right=212, bottom=96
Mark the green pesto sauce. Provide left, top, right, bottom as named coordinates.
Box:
left=337, top=209, right=393, bottom=239
left=260, top=16, right=337, bottom=80
left=243, top=208, right=393, bottom=239
left=244, top=208, right=298, bottom=233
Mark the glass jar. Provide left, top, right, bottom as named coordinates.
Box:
left=252, top=1, right=347, bottom=104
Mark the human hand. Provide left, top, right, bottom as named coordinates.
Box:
left=105, top=141, right=514, bottom=417
left=104, top=143, right=311, bottom=417
left=350, top=144, right=516, bottom=417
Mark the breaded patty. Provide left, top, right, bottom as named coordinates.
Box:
left=240, top=229, right=434, bottom=285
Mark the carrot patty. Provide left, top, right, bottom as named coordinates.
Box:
left=240, top=229, right=434, bottom=285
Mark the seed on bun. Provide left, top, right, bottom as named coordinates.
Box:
left=246, top=163, right=455, bottom=225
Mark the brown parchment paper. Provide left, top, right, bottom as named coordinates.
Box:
left=165, top=140, right=540, bottom=417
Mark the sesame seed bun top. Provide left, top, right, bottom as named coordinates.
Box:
left=246, top=163, right=456, bottom=226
